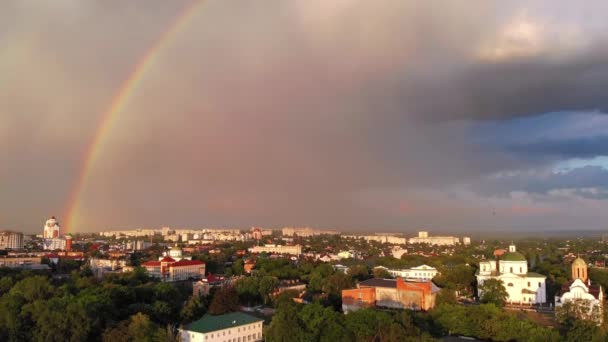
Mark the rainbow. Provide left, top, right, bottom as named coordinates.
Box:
left=63, top=1, right=205, bottom=233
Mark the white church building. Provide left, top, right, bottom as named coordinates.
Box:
left=477, top=244, right=547, bottom=305
left=556, top=257, right=604, bottom=324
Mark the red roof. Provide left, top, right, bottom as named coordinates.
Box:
left=142, top=261, right=161, bottom=267
left=171, top=259, right=204, bottom=267
left=160, top=256, right=176, bottom=262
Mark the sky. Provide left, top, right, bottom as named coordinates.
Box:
left=2, top=0, right=608, bottom=233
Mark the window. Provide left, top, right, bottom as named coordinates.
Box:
left=510, top=267, right=513, bottom=273
left=538, top=282, right=541, bottom=288
left=358, top=293, right=362, bottom=299
left=520, top=267, right=522, bottom=273
left=527, top=282, right=530, bottom=287
left=507, top=283, right=514, bottom=287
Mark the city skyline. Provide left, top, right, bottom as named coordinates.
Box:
left=3, top=1, right=608, bottom=232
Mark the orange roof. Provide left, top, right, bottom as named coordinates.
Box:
left=142, top=261, right=161, bottom=267
left=171, top=260, right=204, bottom=267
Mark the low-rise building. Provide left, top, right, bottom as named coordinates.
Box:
left=375, top=265, right=439, bottom=280
left=342, top=278, right=440, bottom=313
left=0, top=256, right=48, bottom=270
left=179, top=312, right=263, bottom=342
left=142, top=257, right=205, bottom=282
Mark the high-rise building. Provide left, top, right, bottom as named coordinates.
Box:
left=0, top=231, right=24, bottom=250
left=43, top=216, right=61, bottom=239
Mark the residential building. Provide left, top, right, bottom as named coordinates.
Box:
left=342, top=234, right=407, bottom=245
left=556, top=257, right=604, bottom=324
left=391, top=247, right=408, bottom=259
left=142, top=257, right=205, bottom=282
left=179, top=312, right=263, bottom=342
left=0, top=231, right=23, bottom=250
left=342, top=278, right=440, bottom=313
left=248, top=244, right=302, bottom=256
left=281, top=227, right=339, bottom=237
left=462, top=237, right=471, bottom=245
left=375, top=265, right=439, bottom=280
left=0, top=256, right=48, bottom=270
left=408, top=231, right=460, bottom=246
left=477, top=244, right=547, bottom=305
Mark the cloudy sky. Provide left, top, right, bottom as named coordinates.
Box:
left=2, top=0, right=608, bottom=233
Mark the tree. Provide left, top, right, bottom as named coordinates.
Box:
left=181, top=296, right=206, bottom=324
left=265, top=299, right=307, bottom=342
left=208, top=285, right=239, bottom=315
left=479, top=279, right=508, bottom=307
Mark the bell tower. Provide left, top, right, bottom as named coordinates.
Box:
left=572, top=257, right=588, bottom=282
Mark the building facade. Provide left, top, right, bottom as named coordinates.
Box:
left=0, top=231, right=23, bottom=250
left=342, top=278, right=440, bottom=313
left=556, top=257, right=604, bottom=324
left=248, top=244, right=302, bottom=255
left=477, top=244, right=547, bottom=305
left=408, top=231, right=460, bottom=246
left=375, top=264, right=439, bottom=281
left=142, top=257, right=205, bottom=282
left=179, top=312, right=263, bottom=342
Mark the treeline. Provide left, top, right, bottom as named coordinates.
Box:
left=0, top=267, right=202, bottom=342
left=265, top=299, right=576, bottom=342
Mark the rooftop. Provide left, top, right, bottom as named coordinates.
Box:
left=500, top=252, right=526, bottom=262
left=183, top=312, right=263, bottom=334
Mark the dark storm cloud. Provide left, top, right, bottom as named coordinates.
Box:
left=509, top=135, right=608, bottom=159
left=476, top=166, right=608, bottom=199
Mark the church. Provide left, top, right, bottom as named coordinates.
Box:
left=477, top=244, right=547, bottom=304
left=555, top=257, right=604, bottom=324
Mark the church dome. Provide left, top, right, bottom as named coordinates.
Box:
left=572, top=257, right=586, bottom=268
left=500, top=252, right=526, bottom=262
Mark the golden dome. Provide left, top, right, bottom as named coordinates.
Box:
left=572, top=257, right=586, bottom=267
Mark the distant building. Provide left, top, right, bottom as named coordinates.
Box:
left=0, top=256, right=48, bottom=270
left=248, top=244, right=302, bottom=256
left=142, top=257, right=205, bottom=282
left=89, top=258, right=128, bottom=278
left=462, top=237, right=471, bottom=245
left=158, top=247, right=191, bottom=262
left=244, top=259, right=256, bottom=274
left=43, top=216, right=61, bottom=239
left=179, top=312, right=263, bottom=342
left=375, top=264, right=439, bottom=281
left=342, top=234, right=407, bottom=245
left=409, top=231, right=460, bottom=246
left=342, top=278, right=440, bottom=313
left=391, top=247, right=408, bottom=259
left=281, top=227, right=339, bottom=237
left=41, top=216, right=67, bottom=251
left=0, top=231, right=23, bottom=250
left=556, top=257, right=604, bottom=324
left=477, top=244, right=547, bottom=305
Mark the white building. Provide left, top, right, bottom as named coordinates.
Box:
left=409, top=231, right=460, bottom=246
left=158, top=247, right=191, bottom=262
left=375, top=265, right=439, bottom=281
left=391, top=247, right=408, bottom=259
left=0, top=231, right=23, bottom=250
left=282, top=227, right=339, bottom=237
left=142, top=257, right=205, bottom=282
left=477, top=244, right=546, bottom=305
left=43, top=216, right=61, bottom=239
left=42, top=238, right=66, bottom=251
left=556, top=258, right=604, bottom=324
left=462, top=237, right=471, bottom=245
left=342, top=234, right=407, bottom=245
left=248, top=244, right=302, bottom=255
left=180, top=312, right=263, bottom=342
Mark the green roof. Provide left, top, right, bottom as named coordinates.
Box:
left=500, top=252, right=526, bottom=262
left=525, top=272, right=546, bottom=278
left=184, top=312, right=263, bottom=334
